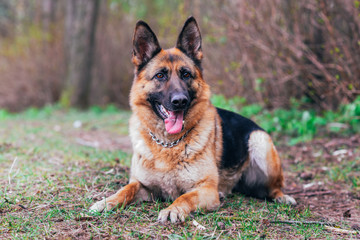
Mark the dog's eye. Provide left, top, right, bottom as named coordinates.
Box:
left=182, top=72, right=191, bottom=80
left=155, top=73, right=166, bottom=80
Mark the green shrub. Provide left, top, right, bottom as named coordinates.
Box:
left=211, top=94, right=360, bottom=145
left=0, top=109, right=10, bottom=120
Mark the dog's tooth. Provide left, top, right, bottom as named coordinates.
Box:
left=160, top=105, right=168, bottom=117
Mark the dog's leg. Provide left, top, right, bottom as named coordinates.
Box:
left=90, top=180, right=142, bottom=212
left=158, top=182, right=220, bottom=223
left=265, top=140, right=297, bottom=205
left=246, top=130, right=296, bottom=205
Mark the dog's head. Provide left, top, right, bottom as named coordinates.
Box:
left=130, top=17, right=210, bottom=135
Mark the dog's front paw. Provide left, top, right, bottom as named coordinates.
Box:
left=89, top=198, right=116, bottom=213
left=89, top=199, right=106, bottom=213
left=158, top=206, right=187, bottom=223
left=275, top=194, right=297, bottom=205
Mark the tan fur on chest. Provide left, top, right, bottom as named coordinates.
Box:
left=129, top=105, right=221, bottom=200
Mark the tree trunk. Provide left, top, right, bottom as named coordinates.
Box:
left=42, top=0, right=58, bottom=32
left=0, top=0, right=13, bottom=37
left=62, top=0, right=100, bottom=108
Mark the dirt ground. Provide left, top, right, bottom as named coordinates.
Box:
left=279, top=135, right=360, bottom=230
left=74, top=130, right=360, bottom=230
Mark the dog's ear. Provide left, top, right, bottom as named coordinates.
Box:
left=132, top=21, right=161, bottom=67
left=176, top=16, right=203, bottom=63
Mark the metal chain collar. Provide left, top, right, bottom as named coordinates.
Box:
left=149, top=129, right=191, bottom=148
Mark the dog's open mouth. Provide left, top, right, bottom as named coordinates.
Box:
left=156, top=104, right=184, bottom=134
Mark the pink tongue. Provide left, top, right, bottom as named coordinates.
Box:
left=164, top=111, right=184, bottom=134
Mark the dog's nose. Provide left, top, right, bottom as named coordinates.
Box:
left=171, top=93, right=188, bottom=109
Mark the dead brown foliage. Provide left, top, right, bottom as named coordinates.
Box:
left=204, top=0, right=360, bottom=109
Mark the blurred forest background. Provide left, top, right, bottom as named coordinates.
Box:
left=0, top=0, right=359, bottom=112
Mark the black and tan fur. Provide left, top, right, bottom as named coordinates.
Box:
left=90, top=17, right=296, bottom=223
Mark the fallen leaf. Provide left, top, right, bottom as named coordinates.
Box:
left=192, top=220, right=206, bottom=230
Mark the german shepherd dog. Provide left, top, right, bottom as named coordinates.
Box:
left=90, top=17, right=296, bottom=223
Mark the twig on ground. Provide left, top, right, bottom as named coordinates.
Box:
left=52, top=218, right=65, bottom=222
left=285, top=189, right=304, bottom=195
left=286, top=189, right=333, bottom=197
left=270, top=220, right=336, bottom=227
left=219, top=216, right=334, bottom=226
left=17, top=204, right=27, bottom=209
left=324, top=226, right=358, bottom=234
left=8, top=157, right=18, bottom=185
left=4, top=198, right=27, bottom=210
left=295, top=191, right=333, bottom=197
left=4, top=198, right=13, bottom=204
left=74, top=216, right=92, bottom=222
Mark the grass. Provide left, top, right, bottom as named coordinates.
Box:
left=0, top=103, right=359, bottom=238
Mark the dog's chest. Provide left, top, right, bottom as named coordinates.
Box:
left=131, top=147, right=206, bottom=200
left=136, top=161, right=196, bottom=200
